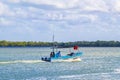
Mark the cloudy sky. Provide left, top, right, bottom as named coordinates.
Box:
left=0, top=0, right=120, bottom=42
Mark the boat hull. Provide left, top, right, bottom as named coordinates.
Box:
left=41, top=52, right=83, bottom=62
left=51, top=57, right=81, bottom=62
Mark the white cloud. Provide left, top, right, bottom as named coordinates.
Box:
left=44, top=11, right=98, bottom=24
left=0, top=2, right=15, bottom=16
left=0, top=17, right=12, bottom=25
left=17, top=0, right=77, bottom=9
left=114, top=0, right=120, bottom=12
left=1, top=0, right=120, bottom=41
left=21, top=0, right=109, bottom=12
left=0, top=2, right=8, bottom=15
left=28, top=6, right=40, bottom=12
left=80, top=0, right=109, bottom=12
left=13, top=8, right=28, bottom=18
left=8, top=0, right=21, bottom=3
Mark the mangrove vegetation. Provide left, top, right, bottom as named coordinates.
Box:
left=0, top=40, right=120, bottom=47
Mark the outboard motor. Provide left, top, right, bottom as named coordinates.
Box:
left=41, top=57, right=44, bottom=60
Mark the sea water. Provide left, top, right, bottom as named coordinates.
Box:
left=0, top=47, right=120, bottom=80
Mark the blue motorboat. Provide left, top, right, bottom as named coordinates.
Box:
left=41, top=51, right=83, bottom=62
left=41, top=35, right=83, bottom=62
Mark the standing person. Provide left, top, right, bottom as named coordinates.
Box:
left=56, top=51, right=61, bottom=57
left=50, top=52, right=55, bottom=57
left=50, top=52, right=53, bottom=57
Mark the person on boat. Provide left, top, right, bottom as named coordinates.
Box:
left=50, top=52, right=55, bottom=57
left=67, top=52, right=74, bottom=56
left=56, top=51, right=61, bottom=57
left=50, top=52, right=53, bottom=57
left=52, top=52, right=55, bottom=57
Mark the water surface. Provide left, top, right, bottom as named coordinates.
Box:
left=0, top=47, right=120, bottom=80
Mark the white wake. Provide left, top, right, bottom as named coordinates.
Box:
left=0, top=60, right=45, bottom=64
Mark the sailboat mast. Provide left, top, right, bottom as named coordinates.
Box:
left=52, top=34, right=54, bottom=52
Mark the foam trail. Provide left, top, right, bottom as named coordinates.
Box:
left=0, top=60, right=45, bottom=64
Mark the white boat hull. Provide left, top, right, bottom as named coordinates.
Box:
left=51, top=57, right=82, bottom=62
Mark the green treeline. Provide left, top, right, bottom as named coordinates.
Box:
left=0, top=40, right=120, bottom=47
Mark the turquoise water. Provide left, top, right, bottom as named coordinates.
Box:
left=0, top=47, right=120, bottom=80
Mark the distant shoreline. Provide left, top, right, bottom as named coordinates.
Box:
left=0, top=40, right=120, bottom=47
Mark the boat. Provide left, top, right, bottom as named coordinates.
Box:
left=41, top=44, right=83, bottom=62
left=41, top=50, right=83, bottom=62
left=41, top=34, right=83, bottom=62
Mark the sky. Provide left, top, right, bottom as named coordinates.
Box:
left=0, top=0, right=120, bottom=42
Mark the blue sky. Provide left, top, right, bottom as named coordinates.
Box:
left=0, top=0, right=120, bottom=42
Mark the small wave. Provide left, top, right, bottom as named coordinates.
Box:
left=26, top=77, right=47, bottom=80
left=58, top=72, right=113, bottom=79
left=0, top=60, right=45, bottom=64
left=59, top=75, right=78, bottom=79
left=114, top=68, right=120, bottom=73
